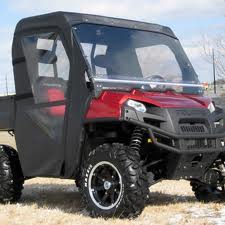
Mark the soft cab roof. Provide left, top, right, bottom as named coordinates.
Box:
left=14, top=11, right=177, bottom=38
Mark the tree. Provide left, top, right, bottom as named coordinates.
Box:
left=201, top=34, right=225, bottom=79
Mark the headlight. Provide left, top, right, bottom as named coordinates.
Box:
left=127, top=100, right=147, bottom=113
left=208, top=102, right=215, bottom=113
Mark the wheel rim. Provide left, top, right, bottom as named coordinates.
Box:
left=88, top=161, right=122, bottom=210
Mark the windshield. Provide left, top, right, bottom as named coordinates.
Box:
left=73, top=24, right=203, bottom=94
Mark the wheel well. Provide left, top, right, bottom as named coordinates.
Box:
left=78, top=122, right=135, bottom=165
left=75, top=122, right=132, bottom=180
left=84, top=121, right=134, bottom=148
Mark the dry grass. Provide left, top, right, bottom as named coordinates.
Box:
left=1, top=179, right=221, bottom=225
left=0, top=133, right=224, bottom=225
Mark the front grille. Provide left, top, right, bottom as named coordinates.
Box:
left=184, top=139, right=216, bottom=150
left=180, top=124, right=206, bottom=133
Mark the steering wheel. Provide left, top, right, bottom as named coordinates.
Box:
left=145, top=75, right=166, bottom=82
left=144, top=75, right=167, bottom=90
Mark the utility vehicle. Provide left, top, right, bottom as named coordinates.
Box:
left=0, top=11, right=225, bottom=218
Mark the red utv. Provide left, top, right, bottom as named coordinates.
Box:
left=0, top=11, right=225, bottom=218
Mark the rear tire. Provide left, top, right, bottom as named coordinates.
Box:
left=190, top=180, right=225, bottom=202
left=80, top=143, right=148, bottom=218
left=0, top=146, right=24, bottom=203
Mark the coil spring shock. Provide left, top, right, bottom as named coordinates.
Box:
left=130, top=127, right=144, bottom=154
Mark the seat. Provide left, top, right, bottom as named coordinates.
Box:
left=93, top=46, right=143, bottom=78
left=33, top=77, right=67, bottom=116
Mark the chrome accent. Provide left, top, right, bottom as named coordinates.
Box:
left=104, top=181, right=112, bottom=190
left=94, top=78, right=203, bottom=87
left=88, top=161, right=122, bottom=210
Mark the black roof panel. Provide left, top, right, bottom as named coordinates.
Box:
left=15, top=11, right=177, bottom=38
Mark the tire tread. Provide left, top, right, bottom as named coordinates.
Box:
left=80, top=143, right=148, bottom=218
left=0, top=146, right=24, bottom=203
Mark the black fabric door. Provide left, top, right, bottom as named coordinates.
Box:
left=15, top=32, right=70, bottom=177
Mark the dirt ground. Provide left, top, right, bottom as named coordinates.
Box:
left=0, top=133, right=225, bottom=225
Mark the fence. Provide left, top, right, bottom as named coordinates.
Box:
left=0, top=73, right=15, bottom=96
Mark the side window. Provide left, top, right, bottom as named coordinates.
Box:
left=22, top=32, right=70, bottom=104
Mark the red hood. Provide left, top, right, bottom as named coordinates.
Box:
left=86, top=90, right=212, bottom=119
left=138, top=91, right=211, bottom=108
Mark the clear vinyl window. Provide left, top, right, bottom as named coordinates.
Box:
left=22, top=32, right=70, bottom=104
left=22, top=32, right=70, bottom=141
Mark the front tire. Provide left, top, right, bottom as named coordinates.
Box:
left=80, top=143, right=148, bottom=218
left=0, top=146, right=24, bottom=203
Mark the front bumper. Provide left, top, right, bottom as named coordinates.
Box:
left=123, top=107, right=225, bottom=154
left=124, top=106, right=225, bottom=179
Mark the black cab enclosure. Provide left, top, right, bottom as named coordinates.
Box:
left=10, top=12, right=177, bottom=178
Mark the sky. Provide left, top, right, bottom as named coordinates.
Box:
left=0, top=0, right=224, bottom=94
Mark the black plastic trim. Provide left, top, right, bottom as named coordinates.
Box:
left=129, top=118, right=224, bottom=154
left=123, top=106, right=225, bottom=154
left=84, top=118, right=120, bottom=124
